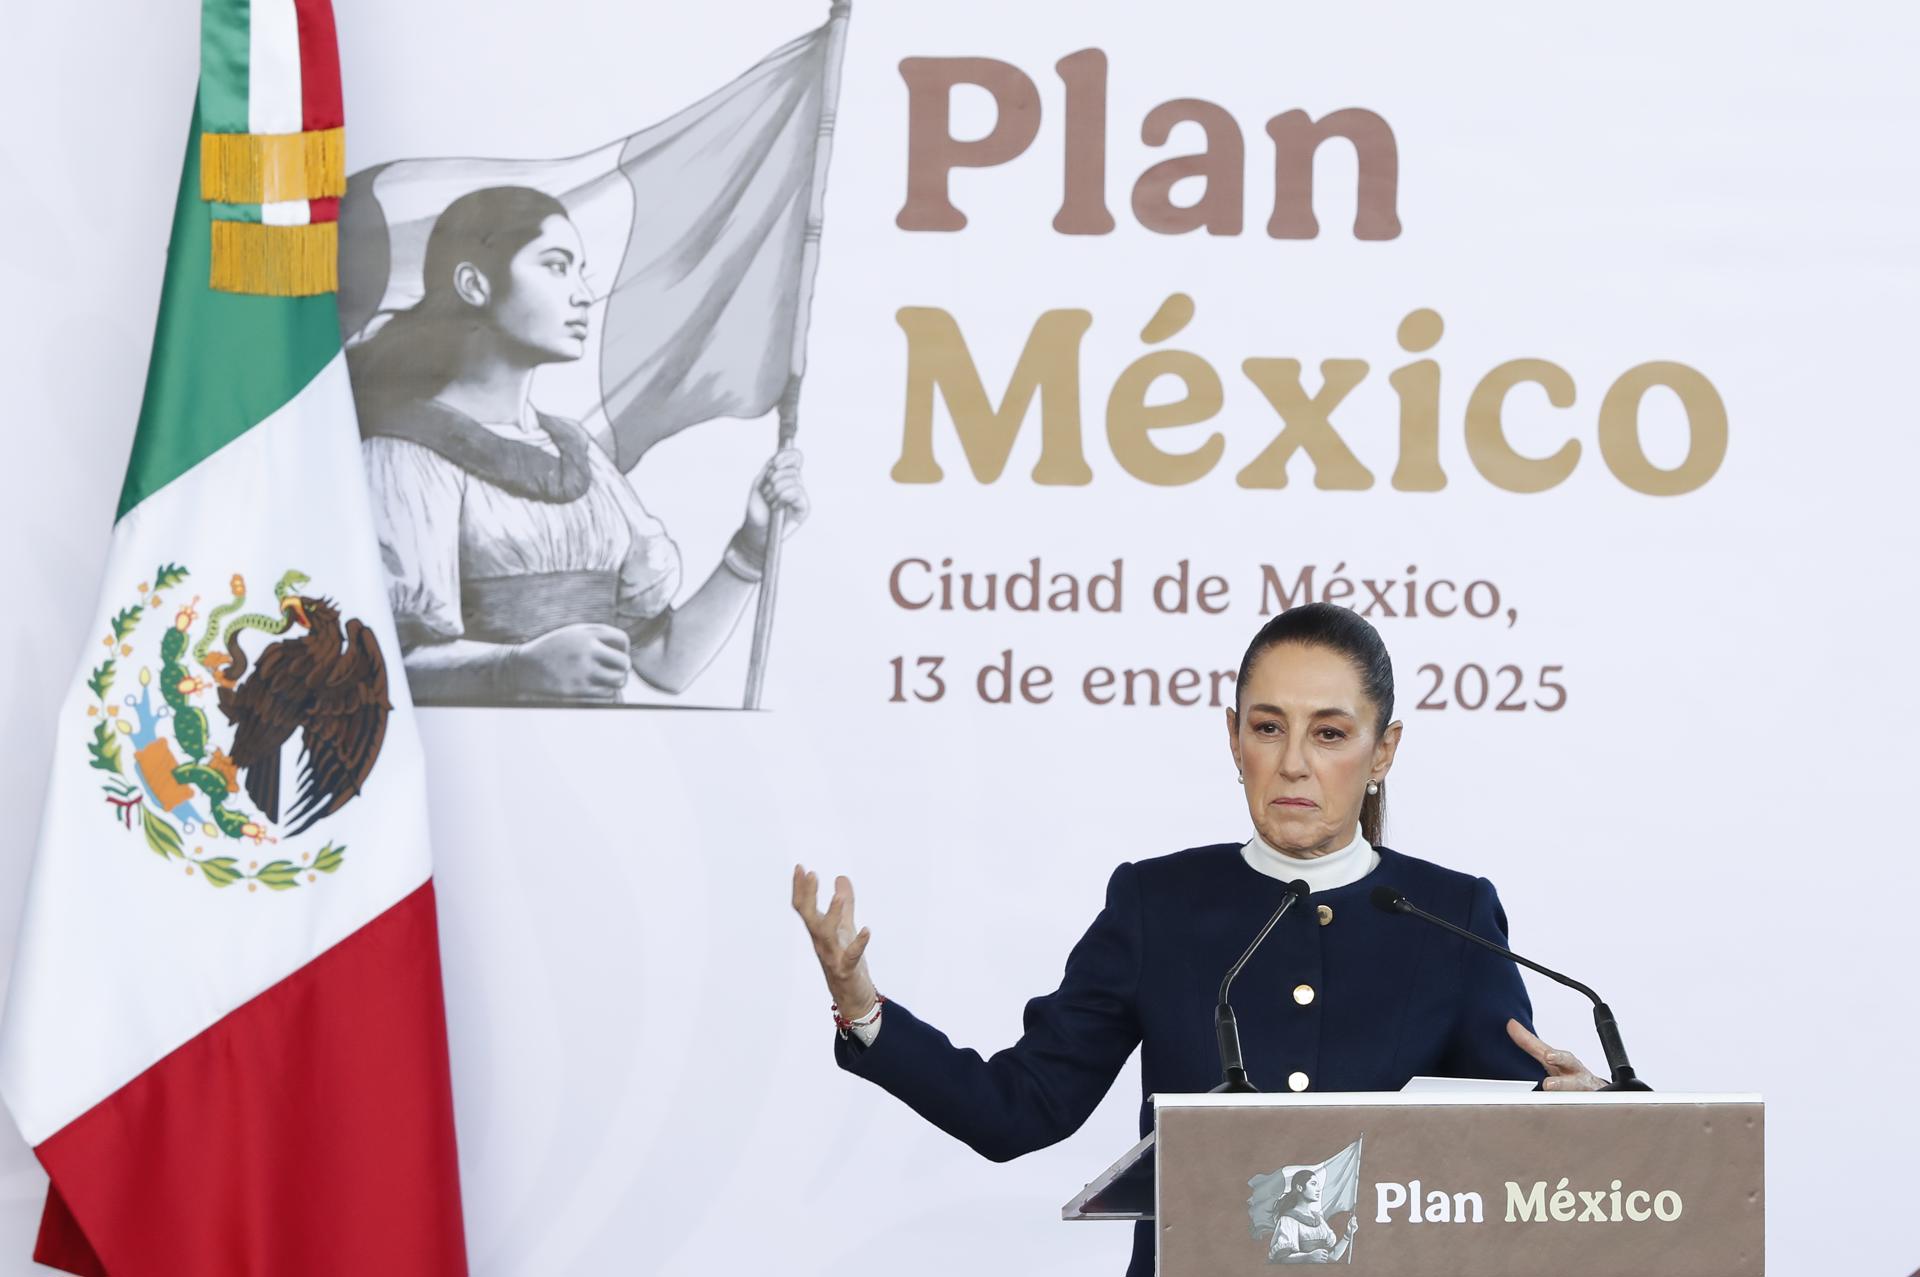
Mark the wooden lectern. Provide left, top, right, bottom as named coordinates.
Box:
left=1064, top=1092, right=1764, bottom=1274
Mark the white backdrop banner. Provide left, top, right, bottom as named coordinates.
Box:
left=1, top=2, right=1917, bottom=1275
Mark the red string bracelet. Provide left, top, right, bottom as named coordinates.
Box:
left=831, top=992, right=887, bottom=1038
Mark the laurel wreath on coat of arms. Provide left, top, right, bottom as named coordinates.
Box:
left=83, top=564, right=392, bottom=892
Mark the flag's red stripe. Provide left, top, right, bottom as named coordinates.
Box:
left=309, top=196, right=340, bottom=224
left=292, top=0, right=343, bottom=132
left=33, top=1184, right=105, bottom=1277
left=33, top=881, right=467, bottom=1277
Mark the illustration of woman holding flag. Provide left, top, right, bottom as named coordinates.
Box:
left=339, top=12, right=850, bottom=707
left=350, top=186, right=809, bottom=705
left=1262, top=1167, right=1359, bottom=1264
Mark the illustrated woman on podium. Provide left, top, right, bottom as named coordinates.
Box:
left=792, top=603, right=1604, bottom=1277
left=1265, top=1169, right=1358, bottom=1264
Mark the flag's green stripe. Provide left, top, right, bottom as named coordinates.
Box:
left=118, top=99, right=340, bottom=522
left=209, top=202, right=264, bottom=223
left=198, top=0, right=252, bottom=136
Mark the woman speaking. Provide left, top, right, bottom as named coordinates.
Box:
left=792, top=604, right=1603, bottom=1276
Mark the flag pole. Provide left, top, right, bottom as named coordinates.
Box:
left=742, top=0, right=852, bottom=710
left=1347, top=1132, right=1364, bottom=1264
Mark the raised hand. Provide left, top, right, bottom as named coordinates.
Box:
left=792, top=864, right=877, bottom=1018
left=1507, top=1018, right=1606, bottom=1091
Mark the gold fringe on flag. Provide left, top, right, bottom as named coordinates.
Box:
left=209, top=221, right=338, bottom=297
left=199, top=128, right=346, bottom=204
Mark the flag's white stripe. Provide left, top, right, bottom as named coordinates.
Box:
left=261, top=199, right=312, bottom=227
left=0, top=355, right=431, bottom=1146
left=247, top=0, right=304, bottom=135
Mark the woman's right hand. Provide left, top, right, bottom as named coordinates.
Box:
left=792, top=865, right=877, bottom=1018
left=507, top=623, right=630, bottom=699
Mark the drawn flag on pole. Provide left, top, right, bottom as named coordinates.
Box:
left=0, top=1, right=469, bottom=1273
left=338, top=21, right=840, bottom=470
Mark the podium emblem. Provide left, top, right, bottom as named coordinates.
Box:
left=1248, top=1136, right=1364, bottom=1265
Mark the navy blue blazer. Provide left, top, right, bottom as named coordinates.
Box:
left=835, top=843, right=1547, bottom=1276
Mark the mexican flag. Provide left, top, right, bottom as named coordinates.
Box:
left=0, top=3, right=468, bottom=1274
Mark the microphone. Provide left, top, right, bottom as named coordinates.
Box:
left=1369, top=885, right=1652, bottom=1092
left=1213, top=878, right=1311, bottom=1093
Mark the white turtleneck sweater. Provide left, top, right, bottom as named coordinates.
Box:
left=1240, top=826, right=1378, bottom=893
left=848, top=828, right=1378, bottom=1047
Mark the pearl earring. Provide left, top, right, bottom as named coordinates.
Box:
left=1237, top=773, right=1245, bottom=785
left=1366, top=780, right=1379, bottom=795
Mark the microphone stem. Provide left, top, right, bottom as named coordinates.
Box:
left=1220, top=892, right=1299, bottom=1004
left=1401, top=901, right=1601, bottom=1004
left=1399, top=900, right=1649, bottom=1091
left=1214, top=1005, right=1254, bottom=1093
left=1211, top=886, right=1305, bottom=1094
left=1591, top=1002, right=1649, bottom=1091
